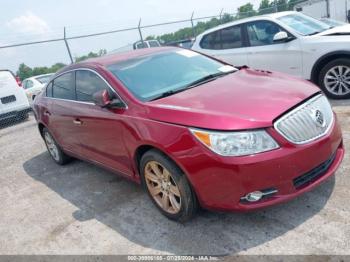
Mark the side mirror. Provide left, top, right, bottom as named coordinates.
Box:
left=92, top=90, right=125, bottom=109
left=273, top=31, right=289, bottom=42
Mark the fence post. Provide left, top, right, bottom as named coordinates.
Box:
left=219, top=8, right=224, bottom=24
left=138, top=18, right=144, bottom=44
left=274, top=0, right=278, bottom=12
left=63, top=27, right=74, bottom=64
left=190, top=11, right=196, bottom=38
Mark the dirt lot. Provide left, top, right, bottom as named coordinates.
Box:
left=0, top=101, right=349, bottom=256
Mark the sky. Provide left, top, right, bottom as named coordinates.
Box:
left=0, top=0, right=261, bottom=73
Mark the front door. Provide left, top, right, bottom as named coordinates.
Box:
left=245, top=20, right=303, bottom=77
left=73, top=69, right=133, bottom=176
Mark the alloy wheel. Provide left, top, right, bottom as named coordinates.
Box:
left=44, top=132, right=60, bottom=161
left=324, top=65, right=350, bottom=96
left=144, top=161, right=181, bottom=214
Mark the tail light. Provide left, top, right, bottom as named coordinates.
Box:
left=15, top=76, right=22, bottom=87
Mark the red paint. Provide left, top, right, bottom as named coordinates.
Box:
left=33, top=47, right=344, bottom=212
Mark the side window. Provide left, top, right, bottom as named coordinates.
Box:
left=148, top=40, right=160, bottom=47
left=200, top=30, right=221, bottom=50
left=135, top=42, right=147, bottom=49
left=200, top=25, right=243, bottom=50
left=27, top=80, right=34, bottom=88
left=221, top=26, right=243, bottom=49
left=52, top=72, right=75, bottom=100
left=76, top=70, right=110, bottom=102
left=46, top=82, right=53, bottom=97
left=22, top=80, right=28, bottom=89
left=246, top=20, right=286, bottom=47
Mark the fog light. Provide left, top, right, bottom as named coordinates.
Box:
left=244, top=191, right=263, bottom=202
left=241, top=188, right=278, bottom=203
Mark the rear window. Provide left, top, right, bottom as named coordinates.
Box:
left=35, top=75, right=52, bottom=84
left=148, top=40, right=160, bottom=47
left=0, top=71, right=18, bottom=89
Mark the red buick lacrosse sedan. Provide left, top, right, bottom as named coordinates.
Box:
left=33, top=47, right=344, bottom=221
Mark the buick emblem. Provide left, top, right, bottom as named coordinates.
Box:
left=313, top=109, right=326, bottom=128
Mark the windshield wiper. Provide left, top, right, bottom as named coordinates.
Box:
left=150, top=71, right=235, bottom=101
left=184, top=71, right=235, bottom=89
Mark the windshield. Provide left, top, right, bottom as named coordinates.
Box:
left=107, top=50, right=236, bottom=101
left=320, top=18, right=346, bottom=27
left=278, top=13, right=331, bottom=35
left=35, top=74, right=52, bottom=84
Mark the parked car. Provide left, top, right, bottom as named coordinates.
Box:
left=0, top=70, right=31, bottom=123
left=165, top=38, right=195, bottom=49
left=22, top=73, right=53, bottom=103
left=33, top=47, right=344, bottom=221
left=192, top=11, right=350, bottom=99
left=109, top=40, right=162, bottom=54
left=133, top=40, right=161, bottom=49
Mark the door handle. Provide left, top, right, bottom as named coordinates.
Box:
left=73, top=119, right=83, bottom=125
left=44, top=110, right=51, bottom=116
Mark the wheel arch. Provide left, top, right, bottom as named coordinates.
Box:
left=311, top=51, right=350, bottom=84
left=38, top=122, right=46, bottom=138
left=134, top=144, right=183, bottom=176
left=133, top=143, right=201, bottom=206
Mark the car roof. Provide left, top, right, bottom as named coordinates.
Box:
left=196, top=11, right=298, bottom=37
left=24, top=73, right=54, bottom=81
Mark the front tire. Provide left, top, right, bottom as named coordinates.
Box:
left=42, top=128, right=71, bottom=165
left=140, top=149, right=198, bottom=222
left=318, top=58, right=350, bottom=99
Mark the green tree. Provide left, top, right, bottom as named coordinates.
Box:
left=288, top=0, right=302, bottom=10
left=150, top=15, right=234, bottom=43
left=49, top=63, right=66, bottom=73
left=259, top=0, right=274, bottom=14
left=145, top=35, right=156, bottom=40
left=32, top=66, right=49, bottom=76
left=75, top=49, right=107, bottom=62
left=16, top=63, right=33, bottom=80
left=276, top=0, right=288, bottom=11
left=236, top=3, right=257, bottom=19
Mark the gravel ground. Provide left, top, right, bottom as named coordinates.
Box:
left=0, top=101, right=349, bottom=256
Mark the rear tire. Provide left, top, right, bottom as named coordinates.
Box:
left=42, top=127, right=71, bottom=165
left=140, top=149, right=198, bottom=222
left=318, top=58, right=350, bottom=99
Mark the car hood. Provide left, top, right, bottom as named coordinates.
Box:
left=146, top=68, right=320, bottom=130
left=317, top=24, right=350, bottom=36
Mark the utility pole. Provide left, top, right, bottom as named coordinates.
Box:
left=138, top=18, right=144, bottom=45
left=191, top=11, right=196, bottom=38
left=63, top=27, right=73, bottom=64
left=274, top=0, right=278, bottom=12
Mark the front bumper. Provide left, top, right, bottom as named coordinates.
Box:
left=176, top=116, right=344, bottom=212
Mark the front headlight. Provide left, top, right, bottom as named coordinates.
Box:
left=190, top=128, right=279, bottom=156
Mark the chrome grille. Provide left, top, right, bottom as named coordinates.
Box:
left=274, top=95, right=334, bottom=144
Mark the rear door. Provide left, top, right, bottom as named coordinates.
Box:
left=196, top=24, right=249, bottom=67
left=48, top=71, right=81, bottom=154
left=244, top=20, right=303, bottom=76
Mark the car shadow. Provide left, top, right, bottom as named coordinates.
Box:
left=23, top=152, right=335, bottom=255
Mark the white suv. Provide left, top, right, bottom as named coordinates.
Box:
left=192, top=11, right=350, bottom=99
left=0, top=70, right=31, bottom=122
